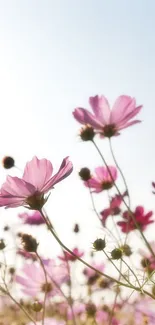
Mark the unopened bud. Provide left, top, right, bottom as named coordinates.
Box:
left=73, top=223, right=80, bottom=233
left=111, top=248, right=122, bottom=260
left=2, top=156, right=15, bottom=169
left=86, top=303, right=96, bottom=317
left=0, top=239, right=5, bottom=250
left=21, top=234, right=38, bottom=253
left=79, top=168, right=91, bottom=181
left=31, top=300, right=42, bottom=312
left=93, top=238, right=106, bottom=251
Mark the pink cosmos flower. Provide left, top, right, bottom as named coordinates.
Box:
left=96, top=310, right=120, bottom=325
left=27, top=319, right=65, bottom=325
left=73, top=95, right=142, bottom=137
left=83, top=262, right=104, bottom=285
left=84, top=166, right=117, bottom=192
left=100, top=192, right=127, bottom=226
left=58, top=247, right=84, bottom=262
left=16, top=260, right=69, bottom=297
left=18, top=211, right=45, bottom=225
left=117, top=206, right=154, bottom=233
left=0, top=156, right=73, bottom=209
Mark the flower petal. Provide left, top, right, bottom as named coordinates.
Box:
left=0, top=196, right=24, bottom=208
left=1, top=176, right=35, bottom=197
left=111, top=96, right=134, bottom=124
left=42, top=157, right=73, bottom=192
left=73, top=108, right=103, bottom=129
left=89, top=95, right=110, bottom=124
left=23, top=156, right=53, bottom=191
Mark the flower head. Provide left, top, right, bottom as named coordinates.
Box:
left=84, top=166, right=117, bottom=192
left=16, top=260, right=69, bottom=298
left=117, top=206, right=154, bottom=233
left=18, top=211, right=45, bottom=225
left=73, top=95, right=142, bottom=138
left=0, top=156, right=73, bottom=209
left=100, top=192, right=127, bottom=226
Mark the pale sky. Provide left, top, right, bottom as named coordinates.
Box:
left=0, top=0, right=155, bottom=258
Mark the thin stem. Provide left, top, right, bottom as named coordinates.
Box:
left=109, top=138, right=131, bottom=207
left=36, top=252, right=48, bottom=325
left=103, top=250, right=131, bottom=285
left=39, top=210, right=154, bottom=298
left=108, top=260, right=122, bottom=325
left=121, top=258, right=142, bottom=289
left=88, top=183, right=119, bottom=243
left=92, top=139, right=155, bottom=258
left=2, top=287, right=36, bottom=324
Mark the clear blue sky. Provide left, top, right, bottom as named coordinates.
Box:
left=0, top=0, right=155, bottom=255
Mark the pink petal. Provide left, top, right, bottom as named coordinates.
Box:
left=0, top=196, right=24, bottom=208
left=1, top=176, right=35, bottom=197
left=23, top=156, right=53, bottom=191
left=89, top=95, right=110, bottom=124
left=73, top=108, right=103, bottom=129
left=116, top=105, right=142, bottom=127
left=110, top=96, right=134, bottom=123
left=84, top=178, right=102, bottom=192
left=95, top=167, right=106, bottom=181
left=22, top=288, right=38, bottom=297
left=42, top=157, right=73, bottom=192
left=118, top=120, right=141, bottom=130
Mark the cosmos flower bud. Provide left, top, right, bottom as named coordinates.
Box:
left=80, top=125, right=95, bottom=141
left=111, top=248, right=122, bottom=260
left=86, top=303, right=96, bottom=317
left=3, top=225, right=9, bottom=231
left=79, top=167, right=91, bottom=181
left=121, top=244, right=132, bottom=256
left=73, top=223, right=80, bottom=233
left=93, top=238, right=106, bottom=251
left=2, top=156, right=15, bottom=169
left=0, top=239, right=5, bottom=250
left=31, top=300, right=43, bottom=312
left=21, top=234, right=38, bottom=253
left=9, top=267, right=15, bottom=275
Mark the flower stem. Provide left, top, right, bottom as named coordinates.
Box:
left=92, top=139, right=155, bottom=259
left=39, top=210, right=155, bottom=299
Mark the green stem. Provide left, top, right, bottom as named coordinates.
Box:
left=39, top=210, right=155, bottom=299
left=92, top=139, right=155, bottom=259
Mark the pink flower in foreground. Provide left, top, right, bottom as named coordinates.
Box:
left=27, top=319, right=65, bottom=325
left=0, top=156, right=73, bottom=209
left=18, top=211, right=45, bottom=225
left=85, top=166, right=117, bottom=192
left=73, top=95, right=142, bottom=138
left=58, top=247, right=84, bottom=262
left=96, top=310, right=120, bottom=325
left=16, top=260, right=68, bottom=297
left=100, top=192, right=127, bottom=226
left=117, top=206, right=154, bottom=233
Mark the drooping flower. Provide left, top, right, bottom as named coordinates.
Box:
left=16, top=260, right=69, bottom=298
left=73, top=95, right=142, bottom=138
left=117, top=206, right=154, bottom=233
left=84, top=166, right=117, bottom=192
left=58, top=247, right=84, bottom=262
left=18, top=211, right=45, bottom=225
left=100, top=192, right=127, bottom=226
left=0, top=156, right=73, bottom=209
